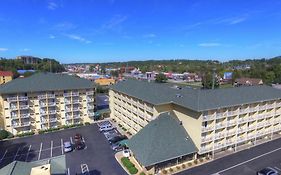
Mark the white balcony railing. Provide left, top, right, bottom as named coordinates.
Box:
left=38, top=94, right=55, bottom=99
left=19, top=105, right=29, bottom=110
left=49, top=118, right=57, bottom=123
left=86, top=91, right=94, bottom=96
left=202, top=126, right=214, bottom=132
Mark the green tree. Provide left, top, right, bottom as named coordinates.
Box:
left=110, top=70, right=119, bottom=77
left=202, top=73, right=220, bottom=89
left=155, top=73, right=168, bottom=83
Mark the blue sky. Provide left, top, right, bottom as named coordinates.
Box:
left=0, top=0, right=281, bottom=63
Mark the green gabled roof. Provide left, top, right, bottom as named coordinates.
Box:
left=111, top=79, right=281, bottom=112
left=127, top=112, right=198, bottom=167
left=0, top=72, right=94, bottom=94
left=0, top=155, right=66, bottom=175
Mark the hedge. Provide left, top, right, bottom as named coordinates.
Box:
left=85, top=122, right=90, bottom=125
left=17, top=131, right=35, bottom=137
left=140, top=172, right=146, bottom=175
left=0, top=130, right=9, bottom=140
left=121, top=157, right=138, bottom=175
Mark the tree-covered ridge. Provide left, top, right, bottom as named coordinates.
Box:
left=0, top=58, right=65, bottom=77
left=101, top=56, right=281, bottom=84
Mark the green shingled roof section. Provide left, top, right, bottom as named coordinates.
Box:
left=127, top=111, right=198, bottom=167
left=0, top=72, right=94, bottom=94
left=111, top=79, right=281, bottom=112
left=0, top=155, right=66, bottom=175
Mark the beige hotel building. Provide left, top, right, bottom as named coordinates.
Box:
left=0, top=73, right=95, bottom=135
left=109, top=79, right=281, bottom=172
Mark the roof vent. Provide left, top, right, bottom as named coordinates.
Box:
left=179, top=121, right=182, bottom=125
left=176, top=94, right=183, bottom=98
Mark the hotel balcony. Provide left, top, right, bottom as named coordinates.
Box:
left=64, top=92, right=79, bottom=97
left=267, top=104, right=275, bottom=109
left=264, top=121, right=272, bottom=127
left=72, top=107, right=80, bottom=112
left=227, top=120, right=236, bottom=127
left=87, top=97, right=94, bottom=102
left=19, top=105, right=29, bottom=110
left=239, top=108, right=249, bottom=114
left=86, top=91, right=94, bottom=96
left=214, top=133, right=225, bottom=140
left=202, top=126, right=214, bottom=132
left=20, top=113, right=30, bottom=119
left=237, top=127, right=247, bottom=134
left=201, top=136, right=213, bottom=143
left=247, top=134, right=256, bottom=140
left=237, top=136, right=247, bottom=143
left=10, top=105, right=18, bottom=111
left=88, top=112, right=95, bottom=117
left=49, top=118, right=57, bottom=123
left=256, top=114, right=266, bottom=120
left=72, top=99, right=80, bottom=104
left=11, top=114, right=19, bottom=119
left=73, top=114, right=80, bottom=119
left=238, top=117, right=248, bottom=124
left=202, top=114, right=215, bottom=121
left=225, top=140, right=235, bottom=146
left=249, top=107, right=259, bottom=113
left=216, top=112, right=226, bottom=119
left=247, top=125, right=256, bottom=131
left=49, top=110, right=56, bottom=115
left=38, top=94, right=55, bottom=100
left=248, top=116, right=256, bottom=122
left=276, top=103, right=281, bottom=108
left=215, top=123, right=226, bottom=130
left=40, top=118, right=48, bottom=124
left=214, top=143, right=225, bottom=150
left=226, top=130, right=236, bottom=137
left=12, top=122, right=31, bottom=128
left=40, top=102, right=56, bottom=107
left=87, top=105, right=95, bottom=110
left=227, top=111, right=239, bottom=117
left=65, top=114, right=72, bottom=120
left=199, top=147, right=213, bottom=154
left=8, top=96, right=28, bottom=102
left=259, top=105, right=267, bottom=111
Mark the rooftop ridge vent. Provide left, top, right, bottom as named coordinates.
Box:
left=176, top=94, right=183, bottom=98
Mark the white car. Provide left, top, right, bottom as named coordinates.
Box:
left=64, top=141, right=72, bottom=153
left=123, top=149, right=131, bottom=157
left=99, top=125, right=114, bottom=132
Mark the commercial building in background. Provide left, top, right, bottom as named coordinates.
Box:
left=0, top=71, right=13, bottom=85
left=0, top=73, right=95, bottom=135
left=95, top=78, right=116, bottom=86
left=16, top=56, right=41, bottom=64
left=109, top=79, right=281, bottom=172
left=234, top=77, right=263, bottom=86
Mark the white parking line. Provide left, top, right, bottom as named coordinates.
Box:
left=50, top=141, right=53, bottom=158
left=215, top=146, right=281, bottom=174
left=67, top=168, right=70, bottom=175
left=0, top=149, right=8, bottom=162
left=274, top=166, right=281, bottom=171
left=25, top=145, right=32, bottom=162
left=81, top=164, right=89, bottom=175
left=61, top=139, right=64, bottom=155
left=70, top=137, right=73, bottom=144
left=13, top=147, right=21, bottom=161
left=38, top=142, right=43, bottom=160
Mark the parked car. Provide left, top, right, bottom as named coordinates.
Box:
left=75, top=140, right=85, bottom=150
left=111, top=142, right=127, bottom=151
left=98, top=121, right=112, bottom=128
left=99, top=125, right=115, bottom=132
left=64, top=141, right=72, bottom=153
left=109, top=135, right=128, bottom=144
left=74, top=133, right=82, bottom=142
left=123, top=149, right=131, bottom=157
left=257, top=167, right=279, bottom=175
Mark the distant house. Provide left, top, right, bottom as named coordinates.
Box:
left=0, top=71, right=13, bottom=84
left=234, top=78, right=263, bottom=86
left=95, top=78, right=116, bottom=86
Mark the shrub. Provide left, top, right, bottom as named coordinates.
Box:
left=0, top=130, right=9, bottom=140
left=206, top=156, right=210, bottom=160
left=188, top=162, right=192, bottom=167
left=122, top=127, right=127, bottom=131
left=140, top=172, right=146, bottom=175
left=127, top=131, right=132, bottom=135
left=169, top=168, right=174, bottom=172
left=182, top=164, right=186, bottom=169
left=17, top=131, right=35, bottom=137
left=199, top=158, right=204, bottom=162
left=128, top=166, right=138, bottom=174
left=85, top=122, right=90, bottom=125
left=162, top=170, right=167, bottom=174
left=118, top=124, right=122, bottom=127
left=193, top=160, right=198, bottom=164
left=176, top=166, right=181, bottom=170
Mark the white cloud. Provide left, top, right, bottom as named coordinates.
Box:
left=143, top=33, right=156, bottom=38
left=54, top=22, right=76, bottom=31
left=198, top=43, right=221, bottom=47
left=20, top=48, right=31, bottom=52
left=213, top=17, right=247, bottom=25
left=47, top=2, right=58, bottom=10
left=49, top=34, right=56, bottom=39
left=65, top=34, right=92, bottom=44
left=102, top=15, right=127, bottom=30
left=0, top=48, right=8, bottom=51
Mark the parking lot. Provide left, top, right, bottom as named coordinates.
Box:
left=0, top=124, right=127, bottom=175
left=176, top=136, right=281, bottom=175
